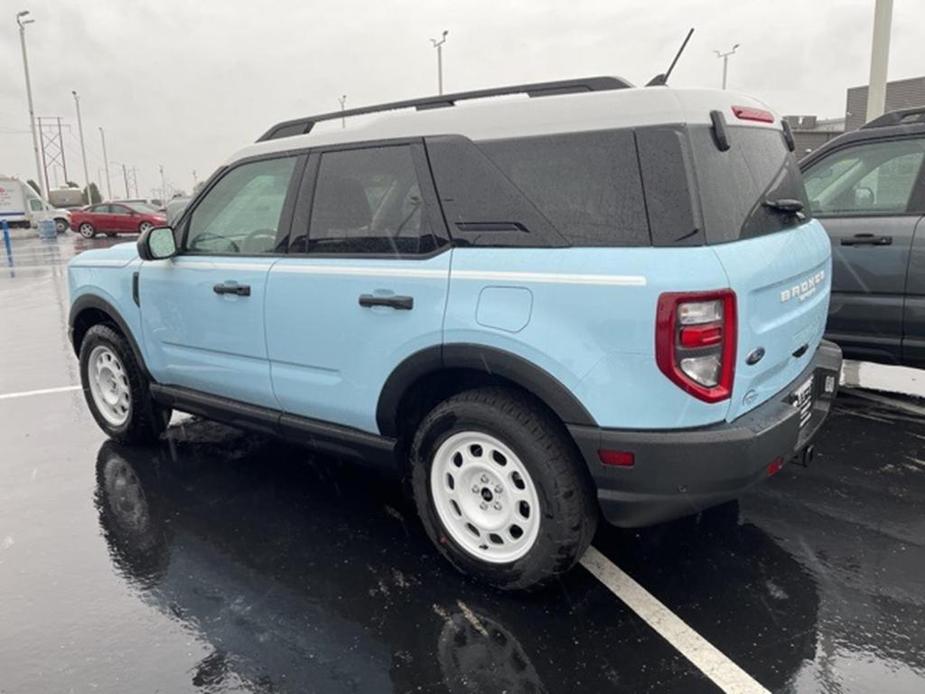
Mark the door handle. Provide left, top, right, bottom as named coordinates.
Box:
left=213, top=282, right=251, bottom=296
left=358, top=294, right=414, bottom=310
left=841, top=233, right=893, bottom=246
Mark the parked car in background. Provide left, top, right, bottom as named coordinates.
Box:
left=48, top=187, right=86, bottom=210
left=801, top=107, right=925, bottom=367
left=70, top=202, right=167, bottom=238
left=164, top=195, right=191, bottom=226
left=0, top=176, right=71, bottom=233
left=68, top=78, right=842, bottom=589
left=118, top=197, right=163, bottom=209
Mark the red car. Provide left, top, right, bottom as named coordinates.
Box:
left=71, top=202, right=167, bottom=239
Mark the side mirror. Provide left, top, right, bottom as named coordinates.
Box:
left=137, top=226, right=177, bottom=260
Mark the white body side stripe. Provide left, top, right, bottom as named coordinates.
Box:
left=272, top=264, right=646, bottom=286
left=453, top=270, right=646, bottom=286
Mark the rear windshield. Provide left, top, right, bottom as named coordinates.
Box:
left=688, top=124, right=810, bottom=243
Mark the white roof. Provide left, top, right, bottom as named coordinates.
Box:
left=228, top=85, right=780, bottom=164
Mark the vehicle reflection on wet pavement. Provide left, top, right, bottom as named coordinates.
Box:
left=1, top=234, right=923, bottom=693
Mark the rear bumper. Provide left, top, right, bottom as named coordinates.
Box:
left=569, top=340, right=843, bottom=527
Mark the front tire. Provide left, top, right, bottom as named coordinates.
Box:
left=55, top=218, right=69, bottom=234
left=138, top=221, right=153, bottom=234
left=78, top=222, right=96, bottom=238
left=79, top=324, right=170, bottom=444
left=411, top=387, right=598, bottom=590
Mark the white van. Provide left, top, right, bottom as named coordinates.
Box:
left=0, top=176, right=71, bottom=233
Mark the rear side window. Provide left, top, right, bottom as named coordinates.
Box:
left=478, top=131, right=649, bottom=246
left=688, top=125, right=809, bottom=243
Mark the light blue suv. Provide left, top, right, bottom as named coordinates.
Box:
left=68, top=77, right=842, bottom=588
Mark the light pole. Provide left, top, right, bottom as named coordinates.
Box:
left=866, top=0, right=893, bottom=123
left=159, top=164, right=167, bottom=202
left=71, top=90, right=91, bottom=200
left=16, top=10, right=45, bottom=199
left=338, top=94, right=347, bottom=128
left=714, top=44, right=740, bottom=90
left=430, top=30, right=448, bottom=95
left=98, top=126, right=112, bottom=201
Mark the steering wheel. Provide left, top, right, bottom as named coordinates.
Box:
left=242, top=228, right=277, bottom=253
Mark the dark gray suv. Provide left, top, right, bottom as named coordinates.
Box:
left=801, top=107, right=925, bottom=367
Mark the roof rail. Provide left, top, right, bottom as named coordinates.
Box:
left=861, top=106, right=925, bottom=129
left=257, top=76, right=632, bottom=142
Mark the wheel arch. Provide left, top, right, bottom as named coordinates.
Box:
left=69, top=295, right=152, bottom=380
left=376, top=344, right=596, bottom=439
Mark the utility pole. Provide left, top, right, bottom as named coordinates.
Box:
left=72, top=91, right=91, bottom=197
left=865, top=0, right=893, bottom=123
left=430, top=30, right=448, bottom=95
left=98, top=126, right=112, bottom=201
left=159, top=164, right=167, bottom=202
left=122, top=164, right=130, bottom=198
left=338, top=94, right=347, bottom=128
left=714, top=44, right=740, bottom=90
left=192, top=169, right=198, bottom=189
left=16, top=11, right=45, bottom=199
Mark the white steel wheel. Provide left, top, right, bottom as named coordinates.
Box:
left=87, top=345, right=132, bottom=426
left=430, top=431, right=541, bottom=564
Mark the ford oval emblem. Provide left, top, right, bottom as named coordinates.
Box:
left=746, top=347, right=766, bottom=365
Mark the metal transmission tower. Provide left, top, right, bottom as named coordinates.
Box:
left=37, top=117, right=71, bottom=191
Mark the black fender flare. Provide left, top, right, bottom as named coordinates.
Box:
left=68, top=295, right=152, bottom=381
left=376, top=344, right=596, bottom=437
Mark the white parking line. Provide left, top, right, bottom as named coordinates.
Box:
left=581, top=546, right=769, bottom=694
left=0, top=385, right=81, bottom=401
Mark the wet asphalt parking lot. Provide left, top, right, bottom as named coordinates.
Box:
left=1, top=233, right=923, bottom=693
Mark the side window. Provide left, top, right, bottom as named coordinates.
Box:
left=478, top=130, right=650, bottom=246
left=186, top=156, right=297, bottom=255
left=306, top=145, right=435, bottom=255
left=29, top=199, right=44, bottom=212
left=89, top=204, right=110, bottom=213
left=803, top=138, right=925, bottom=216
left=111, top=205, right=130, bottom=215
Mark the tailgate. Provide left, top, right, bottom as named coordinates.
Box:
left=711, top=220, right=832, bottom=421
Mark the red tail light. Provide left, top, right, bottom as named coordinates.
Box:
left=655, top=290, right=737, bottom=403
left=732, top=105, right=774, bottom=123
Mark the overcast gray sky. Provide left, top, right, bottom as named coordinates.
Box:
left=1, top=0, right=922, bottom=199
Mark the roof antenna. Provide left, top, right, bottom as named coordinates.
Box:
left=646, top=28, right=694, bottom=87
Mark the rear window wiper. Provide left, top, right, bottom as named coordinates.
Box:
left=763, top=198, right=805, bottom=220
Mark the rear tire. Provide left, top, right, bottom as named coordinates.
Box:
left=78, top=222, right=96, bottom=238
left=79, top=324, right=171, bottom=444
left=138, top=221, right=153, bottom=234
left=411, top=387, right=598, bottom=590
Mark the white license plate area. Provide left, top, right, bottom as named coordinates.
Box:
left=792, top=374, right=815, bottom=428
